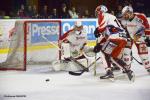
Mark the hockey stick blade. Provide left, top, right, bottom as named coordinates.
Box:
left=68, top=57, right=101, bottom=76
left=132, top=56, right=143, bottom=65
left=69, top=69, right=87, bottom=76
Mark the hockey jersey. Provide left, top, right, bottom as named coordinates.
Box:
left=121, top=13, right=150, bottom=40
left=98, top=12, right=125, bottom=39
left=60, top=29, right=87, bottom=53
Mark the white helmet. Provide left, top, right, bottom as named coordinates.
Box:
left=122, top=6, right=133, bottom=15
left=74, top=21, right=83, bottom=35
left=74, top=21, right=82, bottom=27
left=95, top=5, right=108, bottom=13
left=100, top=5, right=108, bottom=13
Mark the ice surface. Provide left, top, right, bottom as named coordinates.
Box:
left=0, top=45, right=150, bottom=100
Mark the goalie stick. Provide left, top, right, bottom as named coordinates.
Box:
left=41, top=34, right=61, bottom=50
left=69, top=57, right=101, bottom=76
left=41, top=34, right=99, bottom=75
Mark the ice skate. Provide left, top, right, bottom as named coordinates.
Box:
left=111, top=63, right=120, bottom=72
left=126, top=70, right=135, bottom=82
left=146, top=67, right=150, bottom=74
left=100, top=69, right=114, bottom=81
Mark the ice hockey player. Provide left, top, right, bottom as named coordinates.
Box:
left=121, top=6, right=150, bottom=73
left=93, top=5, right=134, bottom=80
left=59, top=21, right=87, bottom=60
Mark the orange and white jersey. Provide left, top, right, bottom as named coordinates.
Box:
left=121, top=13, right=150, bottom=39
left=98, top=12, right=125, bottom=39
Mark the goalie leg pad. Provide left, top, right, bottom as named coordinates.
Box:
left=61, top=43, right=71, bottom=59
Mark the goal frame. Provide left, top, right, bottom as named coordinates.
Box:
left=0, top=20, right=61, bottom=71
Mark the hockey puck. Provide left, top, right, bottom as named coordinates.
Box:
left=45, top=79, right=50, bottom=82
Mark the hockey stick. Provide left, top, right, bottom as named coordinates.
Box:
left=94, top=38, right=98, bottom=76
left=41, top=35, right=89, bottom=69
left=132, top=56, right=143, bottom=65
left=69, top=56, right=88, bottom=69
left=69, top=57, right=101, bottom=76
left=41, top=35, right=61, bottom=50
left=41, top=34, right=100, bottom=75
left=110, top=57, right=135, bottom=82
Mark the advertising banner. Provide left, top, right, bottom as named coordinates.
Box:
left=61, top=19, right=97, bottom=40
left=29, top=22, right=60, bottom=43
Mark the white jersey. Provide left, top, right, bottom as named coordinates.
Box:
left=121, top=13, right=150, bottom=69
left=98, top=13, right=125, bottom=39
left=61, top=29, right=87, bottom=53
left=121, top=13, right=150, bottom=41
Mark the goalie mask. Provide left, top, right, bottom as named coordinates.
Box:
left=74, top=21, right=83, bottom=35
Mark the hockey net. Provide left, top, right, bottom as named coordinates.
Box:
left=0, top=20, right=61, bottom=71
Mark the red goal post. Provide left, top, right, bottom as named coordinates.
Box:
left=0, top=20, right=61, bottom=71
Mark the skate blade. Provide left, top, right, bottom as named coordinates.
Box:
left=128, top=73, right=135, bottom=83
left=100, top=77, right=115, bottom=82
left=109, top=77, right=115, bottom=82
left=130, top=74, right=135, bottom=82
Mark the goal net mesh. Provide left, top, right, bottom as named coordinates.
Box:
left=0, top=20, right=61, bottom=70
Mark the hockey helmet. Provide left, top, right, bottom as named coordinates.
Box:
left=95, top=5, right=108, bottom=13
left=95, top=5, right=108, bottom=17
left=122, top=6, right=133, bottom=15
left=74, top=21, right=82, bottom=27
left=74, top=21, right=83, bottom=32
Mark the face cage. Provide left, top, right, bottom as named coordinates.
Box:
left=74, top=26, right=83, bottom=31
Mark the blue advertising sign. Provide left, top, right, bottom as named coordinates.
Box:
left=30, top=22, right=59, bottom=43
left=61, top=20, right=96, bottom=40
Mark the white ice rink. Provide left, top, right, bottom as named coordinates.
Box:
left=0, top=46, right=150, bottom=100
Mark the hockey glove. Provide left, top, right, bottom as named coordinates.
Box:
left=145, top=37, right=150, bottom=47
left=94, top=27, right=101, bottom=38
left=93, top=44, right=102, bottom=53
